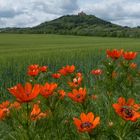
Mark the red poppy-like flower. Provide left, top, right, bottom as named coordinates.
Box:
left=91, top=69, right=102, bottom=75
left=0, top=101, right=10, bottom=109
left=0, top=101, right=10, bottom=120
left=76, top=72, right=82, bottom=77
left=113, top=97, right=140, bottom=122
left=0, top=109, right=9, bottom=120
left=39, top=66, right=48, bottom=72
left=10, top=101, right=21, bottom=109
left=129, top=63, right=137, bottom=69
left=52, top=73, right=61, bottom=79
left=40, top=82, right=58, bottom=98
left=68, top=73, right=83, bottom=88
left=68, top=88, right=86, bottom=103
left=123, top=51, right=138, bottom=60
left=58, top=90, right=66, bottom=99
left=65, top=65, right=75, bottom=73
left=30, top=104, right=47, bottom=121
left=106, top=49, right=123, bottom=59
left=27, top=64, right=40, bottom=76
left=59, top=65, right=75, bottom=76
left=73, top=112, right=100, bottom=132
left=8, top=82, right=41, bottom=103
left=59, top=68, right=67, bottom=76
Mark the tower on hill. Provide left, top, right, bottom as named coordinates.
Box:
left=78, top=11, right=86, bottom=16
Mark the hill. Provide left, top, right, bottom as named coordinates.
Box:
left=1, top=14, right=140, bottom=37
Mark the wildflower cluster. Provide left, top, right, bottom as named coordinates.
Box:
left=0, top=49, right=140, bottom=139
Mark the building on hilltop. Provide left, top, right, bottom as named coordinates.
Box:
left=78, top=11, right=86, bottom=16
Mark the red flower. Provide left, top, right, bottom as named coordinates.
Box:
left=10, top=101, right=21, bottom=109
left=52, top=73, right=61, bottom=79
left=30, top=104, right=47, bottom=121
left=39, top=66, right=48, bottom=72
left=8, top=82, right=41, bottom=102
left=0, top=101, right=10, bottom=120
left=106, top=49, right=123, bottom=59
left=91, top=69, right=102, bottom=75
left=59, top=68, right=67, bottom=76
left=130, top=63, right=137, bottom=69
left=27, top=64, right=48, bottom=76
left=76, top=72, right=82, bottom=77
left=40, top=82, right=58, bottom=98
left=59, top=65, right=75, bottom=76
left=68, top=73, right=83, bottom=88
left=73, top=112, right=100, bottom=132
left=27, top=64, right=39, bottom=76
left=0, top=109, right=9, bottom=120
left=0, top=101, right=10, bottom=109
left=68, top=88, right=86, bottom=103
left=58, top=90, right=66, bottom=99
left=65, top=65, right=75, bottom=73
left=123, top=51, right=137, bottom=60
left=113, top=97, right=140, bottom=122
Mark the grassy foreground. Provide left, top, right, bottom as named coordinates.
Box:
left=0, top=34, right=140, bottom=140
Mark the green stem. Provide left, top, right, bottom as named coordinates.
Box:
left=118, top=136, right=123, bottom=140
left=26, top=102, right=30, bottom=139
left=88, top=132, right=93, bottom=140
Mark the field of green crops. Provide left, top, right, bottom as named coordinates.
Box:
left=0, top=34, right=140, bottom=140
left=0, top=35, right=139, bottom=94
left=0, top=34, right=140, bottom=97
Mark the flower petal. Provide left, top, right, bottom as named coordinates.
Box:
left=127, top=98, right=135, bottom=106
left=30, top=84, right=40, bottom=100
left=92, top=117, right=100, bottom=128
left=80, top=113, right=88, bottom=122
left=73, top=118, right=81, bottom=128
left=118, top=97, right=125, bottom=105
left=25, top=82, right=32, bottom=95
left=87, top=112, right=94, bottom=123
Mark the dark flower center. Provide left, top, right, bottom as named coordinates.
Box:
left=44, top=89, right=49, bottom=92
left=76, top=94, right=81, bottom=99
left=81, top=122, right=93, bottom=129
left=43, top=89, right=52, bottom=94
left=121, top=107, right=133, bottom=118
left=26, top=92, right=30, bottom=96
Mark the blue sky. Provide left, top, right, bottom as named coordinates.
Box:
left=0, top=0, right=140, bottom=28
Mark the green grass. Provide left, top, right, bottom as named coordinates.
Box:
left=0, top=34, right=140, bottom=140
left=0, top=34, right=140, bottom=60
left=0, top=34, right=140, bottom=99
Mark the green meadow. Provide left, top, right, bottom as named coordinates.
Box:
left=0, top=34, right=140, bottom=140
left=1, top=34, right=140, bottom=61
left=0, top=34, right=140, bottom=99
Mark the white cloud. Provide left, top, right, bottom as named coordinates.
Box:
left=0, top=0, right=79, bottom=27
left=0, top=0, right=140, bottom=27
left=77, top=0, right=140, bottom=27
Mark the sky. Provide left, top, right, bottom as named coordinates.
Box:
left=0, top=0, right=140, bottom=28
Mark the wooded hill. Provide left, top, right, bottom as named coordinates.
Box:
left=1, top=14, right=140, bottom=38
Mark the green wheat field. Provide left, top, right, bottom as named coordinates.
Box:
left=0, top=34, right=140, bottom=91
